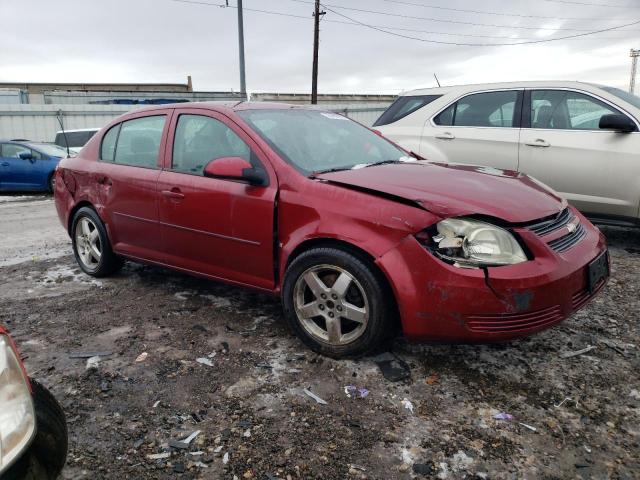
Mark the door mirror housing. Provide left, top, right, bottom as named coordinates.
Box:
left=599, top=114, right=637, bottom=133
left=18, top=152, right=34, bottom=160
left=203, top=156, right=268, bottom=186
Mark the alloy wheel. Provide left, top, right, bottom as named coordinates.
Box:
left=75, top=217, right=102, bottom=270
left=293, top=264, right=369, bottom=346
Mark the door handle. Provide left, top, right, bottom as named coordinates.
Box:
left=435, top=132, right=455, bottom=140
left=1, top=162, right=9, bottom=167
left=161, top=188, right=185, bottom=200
left=524, top=139, right=550, bottom=147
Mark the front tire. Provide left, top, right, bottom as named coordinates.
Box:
left=3, top=380, right=68, bottom=480
left=282, top=247, right=393, bottom=358
left=71, top=207, right=123, bottom=277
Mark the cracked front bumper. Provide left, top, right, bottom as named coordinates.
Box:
left=376, top=213, right=608, bottom=342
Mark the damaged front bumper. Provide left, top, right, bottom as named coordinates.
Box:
left=375, top=210, right=608, bottom=342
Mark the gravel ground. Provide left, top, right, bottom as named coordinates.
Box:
left=0, top=196, right=639, bottom=479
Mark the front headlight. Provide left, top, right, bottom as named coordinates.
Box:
left=428, top=218, right=528, bottom=268
left=0, top=335, right=36, bottom=473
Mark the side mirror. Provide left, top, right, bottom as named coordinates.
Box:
left=599, top=114, right=637, bottom=133
left=18, top=152, right=34, bottom=160
left=203, top=156, right=268, bottom=186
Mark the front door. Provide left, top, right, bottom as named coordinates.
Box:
left=157, top=110, right=277, bottom=290
left=0, top=143, right=39, bottom=189
left=421, top=89, right=522, bottom=171
left=519, top=89, right=640, bottom=219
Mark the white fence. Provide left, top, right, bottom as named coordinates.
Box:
left=0, top=103, right=390, bottom=143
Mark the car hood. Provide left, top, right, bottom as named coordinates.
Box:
left=315, top=161, right=565, bottom=223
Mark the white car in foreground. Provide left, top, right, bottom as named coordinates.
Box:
left=374, top=81, right=640, bottom=227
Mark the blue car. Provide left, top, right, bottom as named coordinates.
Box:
left=0, top=140, right=68, bottom=192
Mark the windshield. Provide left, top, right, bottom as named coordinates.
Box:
left=601, top=86, right=640, bottom=110
left=237, top=109, right=409, bottom=175
left=28, top=143, right=68, bottom=157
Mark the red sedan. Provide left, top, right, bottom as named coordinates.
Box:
left=54, top=103, right=609, bottom=358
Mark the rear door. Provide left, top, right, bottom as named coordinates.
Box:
left=157, top=109, right=278, bottom=290
left=519, top=89, right=640, bottom=219
left=95, top=110, right=172, bottom=262
left=421, top=89, right=522, bottom=170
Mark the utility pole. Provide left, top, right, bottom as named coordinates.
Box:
left=237, top=0, right=246, bottom=97
left=311, top=0, right=325, bottom=104
left=630, top=49, right=640, bottom=94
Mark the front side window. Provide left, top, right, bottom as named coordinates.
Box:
left=373, top=94, right=442, bottom=126
left=172, top=114, right=252, bottom=175
left=434, top=91, right=519, bottom=128
left=113, top=115, right=166, bottom=168
left=531, top=90, right=624, bottom=130
left=238, top=109, right=409, bottom=175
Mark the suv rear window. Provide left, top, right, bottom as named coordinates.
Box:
left=373, top=95, right=441, bottom=127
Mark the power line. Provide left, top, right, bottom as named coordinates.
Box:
left=376, top=0, right=622, bottom=21
left=544, top=0, right=640, bottom=8
left=171, top=0, right=639, bottom=41
left=321, top=5, right=640, bottom=47
left=284, top=0, right=610, bottom=31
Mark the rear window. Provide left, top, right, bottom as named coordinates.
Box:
left=373, top=95, right=441, bottom=127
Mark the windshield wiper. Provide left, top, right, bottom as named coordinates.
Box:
left=309, top=166, right=354, bottom=176
left=362, top=159, right=404, bottom=168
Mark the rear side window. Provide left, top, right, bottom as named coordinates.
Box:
left=373, top=95, right=441, bottom=126
left=113, top=115, right=166, bottom=168
left=434, top=91, right=519, bottom=128
left=100, top=124, right=120, bottom=162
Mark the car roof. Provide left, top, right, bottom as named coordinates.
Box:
left=399, top=80, right=605, bottom=97
left=119, top=101, right=330, bottom=115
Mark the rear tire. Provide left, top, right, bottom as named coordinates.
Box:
left=48, top=174, right=55, bottom=194
left=71, top=207, right=124, bottom=277
left=282, top=247, right=393, bottom=358
left=3, top=380, right=68, bottom=480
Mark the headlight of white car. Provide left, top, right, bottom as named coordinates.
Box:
left=0, top=335, right=36, bottom=473
left=430, top=218, right=528, bottom=267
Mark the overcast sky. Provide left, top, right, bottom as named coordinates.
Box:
left=1, top=0, right=639, bottom=94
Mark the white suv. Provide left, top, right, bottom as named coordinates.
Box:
left=374, top=81, right=640, bottom=227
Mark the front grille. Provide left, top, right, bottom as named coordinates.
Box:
left=547, top=223, right=586, bottom=253
left=466, top=305, right=563, bottom=333
left=527, top=208, right=573, bottom=236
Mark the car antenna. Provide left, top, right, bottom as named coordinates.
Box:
left=56, top=109, right=71, bottom=158
left=434, top=73, right=441, bottom=87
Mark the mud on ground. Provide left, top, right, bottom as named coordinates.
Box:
left=0, top=225, right=638, bottom=480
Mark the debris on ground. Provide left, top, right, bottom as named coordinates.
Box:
left=303, top=388, right=328, bottom=405
left=518, top=422, right=537, bottom=432
left=196, top=357, right=214, bottom=367
left=493, top=412, right=514, bottom=421
left=560, top=345, right=596, bottom=359
left=373, top=352, right=411, bottom=382
left=85, top=356, right=101, bottom=370
left=401, top=398, right=414, bottom=414
left=135, top=352, right=148, bottom=362
left=147, top=452, right=171, bottom=460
